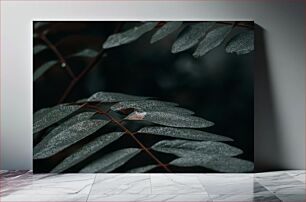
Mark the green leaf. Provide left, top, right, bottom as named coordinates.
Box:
left=142, top=106, right=194, bottom=115
left=34, top=44, right=48, bottom=54
left=152, top=140, right=242, bottom=157
left=33, top=91, right=253, bottom=173
left=34, top=60, right=58, bottom=81
left=34, top=22, right=49, bottom=30
left=79, top=148, right=140, bottom=173
left=34, top=120, right=109, bottom=159
left=150, top=21, right=182, bottom=44
left=111, top=100, right=178, bottom=111
left=193, top=25, right=233, bottom=58
left=51, top=132, right=124, bottom=173
left=126, top=165, right=157, bottom=173
left=70, top=49, right=99, bottom=58
left=138, top=126, right=232, bottom=141
left=171, top=22, right=214, bottom=53
left=103, top=22, right=158, bottom=49
left=34, top=112, right=96, bottom=153
left=33, top=104, right=81, bottom=134
left=33, top=108, right=52, bottom=141
left=125, top=111, right=214, bottom=128
left=84, top=91, right=149, bottom=103
left=170, top=155, right=254, bottom=172
left=34, top=108, right=51, bottom=123
left=225, top=31, right=254, bottom=55
left=111, top=100, right=193, bottom=115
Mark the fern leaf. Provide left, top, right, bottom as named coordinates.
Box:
left=79, top=148, right=140, bottom=173
left=34, top=60, right=58, bottom=81
left=111, top=100, right=193, bottom=115
left=127, top=165, right=157, bottom=173
left=152, top=140, right=242, bottom=157
left=171, top=22, right=214, bottom=53
left=84, top=91, right=149, bottom=103
left=225, top=31, right=254, bottom=55
left=150, top=21, right=182, bottom=44
left=103, top=22, right=158, bottom=49
left=111, top=100, right=178, bottom=111
left=171, top=155, right=254, bottom=172
left=193, top=25, right=232, bottom=58
left=125, top=111, right=214, bottom=128
left=34, top=108, right=53, bottom=141
left=33, top=104, right=81, bottom=133
left=51, top=132, right=124, bottom=172
left=33, top=91, right=253, bottom=173
left=34, top=112, right=96, bottom=152
left=70, top=48, right=99, bottom=58
left=34, top=120, right=109, bottom=159
left=34, top=44, right=48, bottom=54
left=138, top=126, right=233, bottom=141
left=34, top=22, right=49, bottom=30
left=34, top=107, right=51, bottom=123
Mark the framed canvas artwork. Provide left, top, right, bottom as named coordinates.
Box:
left=33, top=21, right=254, bottom=173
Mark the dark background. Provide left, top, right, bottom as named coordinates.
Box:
left=34, top=22, right=254, bottom=171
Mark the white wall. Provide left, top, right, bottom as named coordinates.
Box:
left=1, top=0, right=304, bottom=170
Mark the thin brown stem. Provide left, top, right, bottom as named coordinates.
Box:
left=85, top=104, right=172, bottom=173
left=39, top=34, right=76, bottom=79
left=58, top=22, right=124, bottom=104
left=57, top=49, right=105, bottom=103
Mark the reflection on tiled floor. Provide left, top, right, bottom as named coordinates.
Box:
left=0, top=170, right=305, bottom=201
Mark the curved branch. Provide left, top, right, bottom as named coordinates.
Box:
left=85, top=104, right=172, bottom=173
left=57, top=49, right=105, bottom=103
left=38, top=34, right=76, bottom=79
left=58, top=22, right=124, bottom=104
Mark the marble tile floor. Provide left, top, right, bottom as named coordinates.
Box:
left=0, top=170, right=305, bottom=202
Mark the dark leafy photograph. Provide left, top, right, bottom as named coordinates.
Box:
left=33, top=21, right=254, bottom=173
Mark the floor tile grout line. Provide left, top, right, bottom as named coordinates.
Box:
left=254, top=179, right=286, bottom=200
left=86, top=174, right=97, bottom=202
left=149, top=174, right=153, bottom=195
left=254, top=179, right=283, bottom=200
left=285, top=171, right=306, bottom=184
left=195, top=175, right=213, bottom=201
left=197, top=174, right=254, bottom=199
left=255, top=174, right=305, bottom=191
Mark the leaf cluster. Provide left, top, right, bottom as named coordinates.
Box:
left=33, top=91, right=254, bottom=173
left=33, top=21, right=254, bottom=81
left=103, top=21, right=254, bottom=57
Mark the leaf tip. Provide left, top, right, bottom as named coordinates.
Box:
left=171, top=43, right=182, bottom=54
left=192, top=52, right=200, bottom=58
left=150, top=37, right=157, bottom=44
